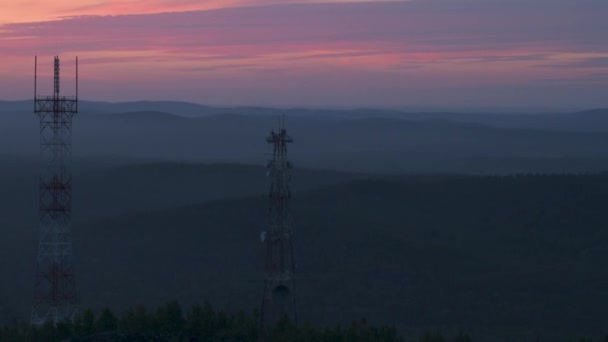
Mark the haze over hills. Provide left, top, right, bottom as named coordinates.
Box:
left=0, top=159, right=364, bottom=226
left=4, top=99, right=607, bottom=126
left=3, top=100, right=608, bottom=174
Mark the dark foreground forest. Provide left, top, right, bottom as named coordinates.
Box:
left=1, top=301, right=606, bottom=341
left=0, top=301, right=420, bottom=342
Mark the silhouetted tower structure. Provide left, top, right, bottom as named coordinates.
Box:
left=261, top=122, right=297, bottom=326
left=32, top=56, right=79, bottom=325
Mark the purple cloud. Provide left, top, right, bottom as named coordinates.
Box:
left=0, top=0, right=607, bottom=108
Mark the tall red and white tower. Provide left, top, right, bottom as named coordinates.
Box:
left=261, top=124, right=297, bottom=326
left=32, top=56, right=79, bottom=325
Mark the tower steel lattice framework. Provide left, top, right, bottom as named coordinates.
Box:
left=32, top=56, right=79, bottom=325
left=261, top=124, right=297, bottom=326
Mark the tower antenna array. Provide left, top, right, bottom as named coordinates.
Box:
left=261, top=122, right=297, bottom=326
left=32, top=56, right=79, bottom=325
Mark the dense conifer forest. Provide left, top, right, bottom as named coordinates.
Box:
left=2, top=301, right=607, bottom=341
left=0, top=301, right=406, bottom=341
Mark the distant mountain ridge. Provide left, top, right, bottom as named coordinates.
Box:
left=96, top=110, right=186, bottom=122
left=3, top=99, right=608, bottom=130
left=4, top=100, right=608, bottom=173
left=576, top=108, right=608, bottom=117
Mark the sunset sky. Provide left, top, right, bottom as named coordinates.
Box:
left=1, top=0, right=607, bottom=109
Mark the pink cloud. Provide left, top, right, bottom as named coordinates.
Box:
left=0, top=0, right=390, bottom=24
left=1, top=0, right=607, bottom=108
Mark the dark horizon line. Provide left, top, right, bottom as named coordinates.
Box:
left=1, top=98, right=605, bottom=114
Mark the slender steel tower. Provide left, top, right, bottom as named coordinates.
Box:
left=32, top=56, right=79, bottom=325
left=261, top=123, right=297, bottom=326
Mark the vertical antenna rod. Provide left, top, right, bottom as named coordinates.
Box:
left=261, top=120, right=297, bottom=327
left=76, top=57, right=78, bottom=111
left=34, top=56, right=37, bottom=109
left=54, top=56, right=60, bottom=97
left=32, top=56, right=79, bottom=325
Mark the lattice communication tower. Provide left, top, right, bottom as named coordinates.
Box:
left=32, top=56, right=79, bottom=325
left=261, top=122, right=297, bottom=326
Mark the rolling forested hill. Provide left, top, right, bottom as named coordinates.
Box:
left=1, top=161, right=608, bottom=340
left=3, top=101, right=608, bottom=340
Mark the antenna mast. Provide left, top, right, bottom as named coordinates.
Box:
left=261, top=121, right=297, bottom=326
left=32, top=56, right=79, bottom=325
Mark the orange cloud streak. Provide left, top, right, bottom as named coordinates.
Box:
left=0, top=0, right=389, bottom=24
